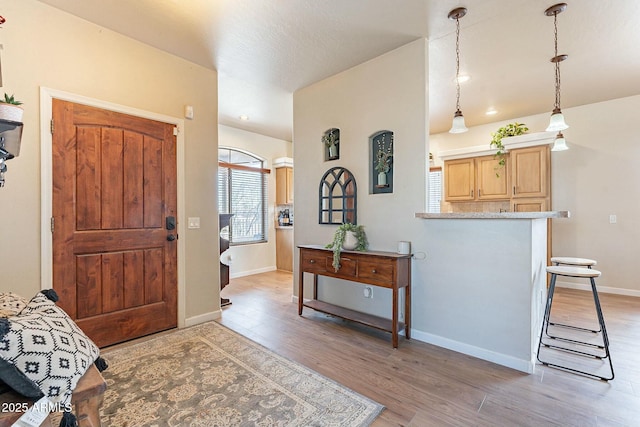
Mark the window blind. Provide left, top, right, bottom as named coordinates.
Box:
left=428, top=167, right=442, bottom=213
left=218, top=163, right=268, bottom=244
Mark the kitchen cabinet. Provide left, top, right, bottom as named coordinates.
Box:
left=511, top=145, right=550, bottom=199
left=276, top=228, right=293, bottom=272
left=444, top=155, right=509, bottom=201
left=276, top=166, right=293, bottom=205
left=513, top=197, right=549, bottom=212
left=476, top=155, right=510, bottom=200
left=444, top=158, right=474, bottom=201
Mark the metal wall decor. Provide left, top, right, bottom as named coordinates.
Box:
left=322, top=128, right=340, bottom=161
left=318, top=167, right=357, bottom=224
left=370, top=130, right=393, bottom=194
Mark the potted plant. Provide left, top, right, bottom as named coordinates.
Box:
left=374, top=149, right=393, bottom=186
left=0, top=94, right=24, bottom=122
left=325, top=223, right=368, bottom=271
left=489, top=122, right=528, bottom=177
left=322, top=130, right=338, bottom=159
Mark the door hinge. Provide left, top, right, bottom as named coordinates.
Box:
left=173, top=126, right=178, bottom=136
left=50, top=217, right=55, bottom=233
left=50, top=119, right=54, bottom=135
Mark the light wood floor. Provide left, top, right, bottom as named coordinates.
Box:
left=217, top=270, right=640, bottom=426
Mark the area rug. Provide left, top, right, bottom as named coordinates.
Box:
left=98, top=321, right=384, bottom=426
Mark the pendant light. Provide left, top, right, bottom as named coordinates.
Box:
left=545, top=3, right=569, bottom=132
left=448, top=7, right=468, bottom=134
left=551, top=132, right=568, bottom=151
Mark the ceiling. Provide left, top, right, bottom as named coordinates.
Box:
left=38, top=0, right=640, bottom=141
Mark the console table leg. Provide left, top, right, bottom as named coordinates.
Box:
left=392, top=287, right=399, bottom=348
left=298, top=268, right=304, bottom=315
left=405, top=284, right=411, bottom=340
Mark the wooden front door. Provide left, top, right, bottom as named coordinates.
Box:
left=52, top=99, right=178, bottom=348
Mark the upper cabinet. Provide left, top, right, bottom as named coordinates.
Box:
left=444, top=158, right=475, bottom=201
left=276, top=166, right=293, bottom=205
left=510, top=145, right=550, bottom=199
left=444, top=155, right=509, bottom=202
left=476, top=155, right=510, bottom=200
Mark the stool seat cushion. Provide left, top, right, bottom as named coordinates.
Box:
left=547, top=265, right=601, bottom=278
left=551, top=256, right=597, bottom=266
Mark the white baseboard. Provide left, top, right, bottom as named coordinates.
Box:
left=409, top=329, right=534, bottom=374
left=557, top=280, right=640, bottom=297
left=185, top=310, right=221, bottom=327
left=230, top=266, right=277, bottom=279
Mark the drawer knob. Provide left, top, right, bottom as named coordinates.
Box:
left=372, top=269, right=377, bottom=274
left=309, top=259, right=315, bottom=264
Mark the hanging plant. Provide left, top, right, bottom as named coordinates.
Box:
left=489, top=122, right=528, bottom=177
left=325, top=223, right=368, bottom=272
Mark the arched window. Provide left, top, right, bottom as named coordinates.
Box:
left=218, top=148, right=269, bottom=244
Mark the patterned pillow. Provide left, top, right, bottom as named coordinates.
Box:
left=0, top=291, right=101, bottom=410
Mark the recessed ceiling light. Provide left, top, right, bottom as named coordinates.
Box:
left=485, top=108, right=498, bottom=116
left=239, top=115, right=249, bottom=121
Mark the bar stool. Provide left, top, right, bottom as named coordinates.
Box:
left=548, top=257, right=600, bottom=334
left=537, top=265, right=614, bottom=381
left=551, top=256, right=597, bottom=268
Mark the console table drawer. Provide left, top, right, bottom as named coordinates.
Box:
left=358, top=260, right=394, bottom=285
left=301, top=251, right=327, bottom=273
left=333, top=256, right=357, bottom=277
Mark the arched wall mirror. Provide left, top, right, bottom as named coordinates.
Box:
left=318, top=167, right=357, bottom=224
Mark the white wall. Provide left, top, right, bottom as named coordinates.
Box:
left=293, top=39, right=428, bottom=315
left=218, top=125, right=292, bottom=277
left=431, top=94, right=640, bottom=296
left=0, top=0, right=219, bottom=321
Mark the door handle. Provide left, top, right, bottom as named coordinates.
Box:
left=167, top=234, right=177, bottom=241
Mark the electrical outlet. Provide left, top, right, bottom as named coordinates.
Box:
left=363, top=286, right=373, bottom=298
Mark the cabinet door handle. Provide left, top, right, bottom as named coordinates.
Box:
left=341, top=257, right=352, bottom=261
left=309, top=259, right=315, bottom=264
left=478, top=189, right=481, bottom=197
left=513, top=186, right=516, bottom=195
left=470, top=189, right=473, bottom=197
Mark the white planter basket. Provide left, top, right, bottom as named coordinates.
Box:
left=0, top=104, right=24, bottom=122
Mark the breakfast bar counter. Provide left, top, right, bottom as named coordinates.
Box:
left=412, top=211, right=569, bottom=373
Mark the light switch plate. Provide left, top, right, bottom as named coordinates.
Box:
left=188, top=217, right=200, bottom=229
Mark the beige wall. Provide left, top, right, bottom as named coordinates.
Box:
left=0, top=1, right=220, bottom=320
left=430, top=94, right=640, bottom=295
left=218, top=124, right=292, bottom=277
left=293, top=39, right=428, bottom=315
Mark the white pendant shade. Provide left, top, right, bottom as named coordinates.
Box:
left=551, top=133, right=569, bottom=151
left=546, top=110, right=569, bottom=132
left=449, top=111, right=468, bottom=134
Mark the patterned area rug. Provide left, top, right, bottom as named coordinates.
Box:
left=98, top=321, right=384, bottom=426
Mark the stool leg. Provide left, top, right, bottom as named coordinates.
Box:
left=537, top=275, right=615, bottom=381
left=589, top=277, right=615, bottom=380
left=537, top=273, right=557, bottom=363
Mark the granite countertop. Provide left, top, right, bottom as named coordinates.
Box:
left=415, top=211, right=570, bottom=219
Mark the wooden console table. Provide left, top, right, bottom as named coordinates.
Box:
left=298, top=245, right=411, bottom=348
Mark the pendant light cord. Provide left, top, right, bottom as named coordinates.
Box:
left=553, top=12, right=561, bottom=110
left=454, top=16, right=461, bottom=111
